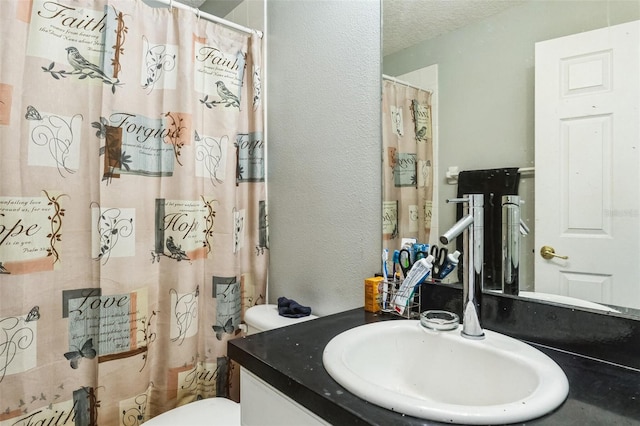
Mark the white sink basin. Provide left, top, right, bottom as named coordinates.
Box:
left=322, top=320, right=569, bottom=425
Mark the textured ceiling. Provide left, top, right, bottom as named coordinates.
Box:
left=187, top=0, right=524, bottom=57
left=198, top=0, right=243, bottom=18
left=383, top=0, right=524, bottom=56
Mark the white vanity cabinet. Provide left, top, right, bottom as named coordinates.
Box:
left=240, top=368, right=330, bottom=426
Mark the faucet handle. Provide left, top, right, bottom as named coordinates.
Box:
left=447, top=194, right=484, bottom=207
left=446, top=197, right=469, bottom=204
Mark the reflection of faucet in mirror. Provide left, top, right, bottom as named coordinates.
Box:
left=502, top=195, right=526, bottom=296
left=440, top=194, right=484, bottom=339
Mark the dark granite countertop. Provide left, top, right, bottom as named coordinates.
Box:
left=228, top=308, right=640, bottom=425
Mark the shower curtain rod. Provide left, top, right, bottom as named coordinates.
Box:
left=382, top=74, right=427, bottom=92
left=153, top=0, right=263, bottom=38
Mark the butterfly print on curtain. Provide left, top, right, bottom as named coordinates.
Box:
left=63, top=338, right=97, bottom=369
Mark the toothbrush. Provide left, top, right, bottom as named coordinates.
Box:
left=382, top=249, right=389, bottom=309
left=382, top=249, right=389, bottom=281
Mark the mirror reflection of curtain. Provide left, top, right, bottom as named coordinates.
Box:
left=381, top=79, right=433, bottom=251
left=0, top=0, right=265, bottom=424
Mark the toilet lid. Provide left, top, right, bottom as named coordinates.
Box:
left=244, top=304, right=317, bottom=331
left=146, top=398, right=240, bottom=425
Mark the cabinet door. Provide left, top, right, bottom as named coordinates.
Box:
left=240, top=368, right=330, bottom=426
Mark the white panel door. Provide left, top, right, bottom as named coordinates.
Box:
left=534, top=20, right=640, bottom=309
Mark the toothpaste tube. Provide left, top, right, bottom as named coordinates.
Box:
left=392, top=255, right=434, bottom=315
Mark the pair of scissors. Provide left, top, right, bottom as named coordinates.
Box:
left=398, top=249, right=413, bottom=278
left=430, top=245, right=448, bottom=278
left=399, top=248, right=430, bottom=277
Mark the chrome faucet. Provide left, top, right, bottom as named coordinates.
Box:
left=440, top=194, right=484, bottom=339
left=501, top=195, right=528, bottom=296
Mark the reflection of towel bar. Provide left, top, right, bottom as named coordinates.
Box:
left=445, top=166, right=535, bottom=185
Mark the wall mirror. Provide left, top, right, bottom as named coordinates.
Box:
left=382, top=0, right=640, bottom=319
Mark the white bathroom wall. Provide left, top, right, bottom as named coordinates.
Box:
left=221, top=0, right=264, bottom=31
left=265, top=0, right=382, bottom=315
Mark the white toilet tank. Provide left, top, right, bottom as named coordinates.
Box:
left=144, top=396, right=240, bottom=425
left=244, top=304, right=318, bottom=335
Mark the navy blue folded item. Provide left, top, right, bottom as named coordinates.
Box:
left=277, top=296, right=312, bottom=318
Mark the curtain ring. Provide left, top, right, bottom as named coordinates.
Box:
left=169, top=0, right=173, bottom=10
left=195, top=7, right=200, bottom=21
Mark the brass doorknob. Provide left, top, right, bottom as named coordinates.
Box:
left=540, top=245, right=569, bottom=260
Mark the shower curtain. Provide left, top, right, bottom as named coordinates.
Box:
left=0, top=1, right=266, bottom=425
left=381, top=79, right=433, bottom=250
